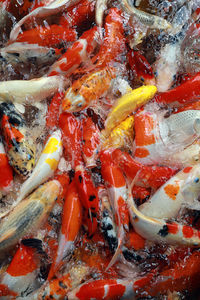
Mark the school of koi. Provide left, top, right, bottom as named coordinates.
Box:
left=1, top=0, right=200, bottom=299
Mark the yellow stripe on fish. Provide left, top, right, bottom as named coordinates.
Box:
left=16, top=130, right=62, bottom=203
left=103, top=85, right=157, bottom=137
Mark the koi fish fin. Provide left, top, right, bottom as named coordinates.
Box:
left=105, top=226, right=124, bottom=271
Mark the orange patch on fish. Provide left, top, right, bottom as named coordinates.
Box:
left=164, top=183, right=180, bottom=200
left=134, top=147, right=150, bottom=158
left=183, top=166, right=193, bottom=173
left=134, top=113, right=156, bottom=146
left=182, top=226, right=194, bottom=238
left=45, top=158, right=58, bottom=170
left=167, top=223, right=179, bottom=235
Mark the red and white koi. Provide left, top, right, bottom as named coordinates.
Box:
left=138, top=164, right=200, bottom=219
left=17, top=130, right=62, bottom=202
left=82, top=116, right=100, bottom=168
left=127, top=180, right=200, bottom=247
left=100, top=150, right=129, bottom=269
left=48, top=179, right=82, bottom=279
left=48, top=26, right=101, bottom=77
left=0, top=180, right=61, bottom=257
left=9, top=0, right=81, bottom=42
left=0, top=75, right=67, bottom=103
left=0, top=102, right=36, bottom=177
left=133, top=107, right=200, bottom=166
left=67, top=278, right=136, bottom=300
left=0, top=138, right=13, bottom=195
left=0, top=244, right=41, bottom=298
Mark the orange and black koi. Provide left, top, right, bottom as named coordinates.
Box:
left=0, top=102, right=35, bottom=177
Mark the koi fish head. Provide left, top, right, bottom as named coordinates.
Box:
left=182, top=165, right=200, bottom=202
left=62, top=87, right=86, bottom=112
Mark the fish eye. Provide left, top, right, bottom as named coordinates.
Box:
left=194, top=177, right=199, bottom=183
left=77, top=102, right=83, bottom=108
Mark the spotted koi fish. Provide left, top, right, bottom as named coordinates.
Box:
left=0, top=180, right=61, bottom=257
left=100, top=150, right=129, bottom=269
left=17, top=130, right=62, bottom=203
left=138, top=165, right=200, bottom=219
left=127, top=180, right=200, bottom=247
left=133, top=107, right=200, bottom=166
left=62, top=66, right=115, bottom=112
left=0, top=102, right=35, bottom=177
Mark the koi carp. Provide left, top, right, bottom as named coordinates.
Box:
left=48, top=179, right=82, bottom=279
left=100, top=150, right=130, bottom=269
left=127, top=180, right=200, bottom=247
left=0, top=102, right=36, bottom=177
left=121, top=0, right=172, bottom=30
left=92, top=7, right=126, bottom=68
left=82, top=116, right=100, bottom=168
left=103, top=85, right=157, bottom=138
left=0, top=244, right=41, bottom=298
left=9, top=0, right=82, bottom=42
left=48, top=26, right=101, bottom=77
left=17, top=130, right=62, bottom=203
left=133, top=107, right=200, bottom=166
left=0, top=180, right=61, bottom=257
left=102, top=115, right=134, bottom=150
left=138, top=164, right=200, bottom=219
left=62, top=67, right=115, bottom=112
left=0, top=76, right=67, bottom=103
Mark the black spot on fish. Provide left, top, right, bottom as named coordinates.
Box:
left=158, top=225, right=169, bottom=237
left=28, top=56, right=37, bottom=64
left=59, top=281, right=68, bottom=289
left=91, top=212, right=97, bottom=218
left=89, top=195, right=96, bottom=201
left=78, top=175, right=82, bottom=183
left=11, top=52, right=20, bottom=57
left=122, top=247, right=142, bottom=262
